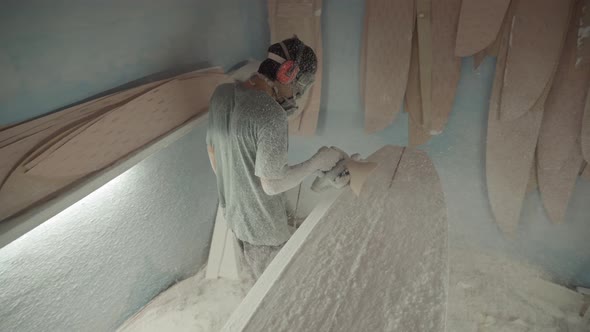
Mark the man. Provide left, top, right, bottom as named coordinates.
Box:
left=206, top=37, right=345, bottom=280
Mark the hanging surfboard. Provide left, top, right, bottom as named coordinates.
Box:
left=576, top=0, right=590, bottom=67
left=455, top=0, right=511, bottom=56
left=362, top=0, right=414, bottom=133
left=500, top=0, right=571, bottom=121
left=27, top=74, right=229, bottom=179
left=0, top=70, right=230, bottom=221
left=406, top=26, right=431, bottom=147
left=537, top=3, right=589, bottom=224
left=582, top=85, right=590, bottom=162
left=430, top=0, right=462, bottom=134
left=268, top=0, right=323, bottom=136
left=485, top=12, right=551, bottom=235
left=581, top=162, right=590, bottom=180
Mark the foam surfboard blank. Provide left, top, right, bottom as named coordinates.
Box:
left=537, top=6, right=589, bottom=224
left=223, top=145, right=448, bottom=331
left=268, top=0, right=323, bottom=136
left=28, top=74, right=230, bottom=178
left=500, top=0, right=571, bottom=121
left=362, top=0, right=414, bottom=133
left=455, top=0, right=511, bottom=56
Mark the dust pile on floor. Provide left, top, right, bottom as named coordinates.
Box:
left=447, top=249, right=589, bottom=332
left=119, top=249, right=589, bottom=332
left=117, top=270, right=252, bottom=332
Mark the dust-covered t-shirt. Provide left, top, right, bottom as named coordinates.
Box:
left=206, top=83, right=291, bottom=246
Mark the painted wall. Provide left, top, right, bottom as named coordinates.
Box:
left=0, top=0, right=268, bottom=126
left=0, top=123, right=219, bottom=331
left=0, top=1, right=267, bottom=331
left=284, top=0, right=590, bottom=286
left=1, top=1, right=589, bottom=331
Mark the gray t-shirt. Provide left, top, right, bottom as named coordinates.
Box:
left=206, top=83, right=291, bottom=246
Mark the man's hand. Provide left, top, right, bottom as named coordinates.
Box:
left=312, top=146, right=347, bottom=172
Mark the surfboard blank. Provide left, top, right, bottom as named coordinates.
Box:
left=223, top=145, right=447, bottom=331
left=582, top=86, right=590, bottom=162
left=362, top=0, right=414, bottom=133
left=0, top=69, right=229, bottom=222
left=268, top=0, right=323, bottom=136
left=576, top=0, right=590, bottom=68
left=406, top=27, right=431, bottom=147
left=500, top=0, right=571, bottom=121
left=430, top=0, right=462, bottom=133
left=537, top=5, right=589, bottom=224
left=28, top=75, right=229, bottom=179
left=455, top=0, right=511, bottom=56
left=485, top=15, right=548, bottom=235
left=581, top=162, right=590, bottom=180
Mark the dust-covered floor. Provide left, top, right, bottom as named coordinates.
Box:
left=118, top=249, right=589, bottom=332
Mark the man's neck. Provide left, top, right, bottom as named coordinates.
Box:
left=243, top=75, right=275, bottom=97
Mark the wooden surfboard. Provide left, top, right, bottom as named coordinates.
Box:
left=362, top=0, right=415, bottom=133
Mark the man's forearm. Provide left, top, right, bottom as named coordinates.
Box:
left=260, top=158, right=319, bottom=195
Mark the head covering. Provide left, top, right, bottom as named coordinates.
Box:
left=258, top=36, right=317, bottom=85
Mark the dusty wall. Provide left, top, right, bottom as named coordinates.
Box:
left=0, top=1, right=267, bottom=330
left=288, top=0, right=590, bottom=286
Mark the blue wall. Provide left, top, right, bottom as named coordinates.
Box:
left=288, top=0, right=590, bottom=286
left=1, top=2, right=588, bottom=331
left=0, top=0, right=268, bottom=125
left=0, top=124, right=219, bottom=331
left=0, top=1, right=267, bottom=330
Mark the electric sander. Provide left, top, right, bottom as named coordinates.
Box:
left=311, top=149, right=378, bottom=196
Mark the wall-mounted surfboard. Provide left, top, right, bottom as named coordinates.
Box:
left=485, top=13, right=549, bottom=235
left=576, top=0, right=590, bottom=67
left=537, top=5, right=589, bottom=224
left=430, top=0, right=462, bottom=134
left=27, top=74, right=229, bottom=179
left=582, top=86, right=590, bottom=162
left=581, top=162, right=590, bottom=180
left=455, top=0, right=511, bottom=56
left=406, top=27, right=431, bottom=147
left=0, top=81, right=167, bottom=149
left=0, top=70, right=229, bottom=221
left=362, top=0, right=414, bottom=133
left=268, top=0, right=323, bottom=136
left=500, top=0, right=571, bottom=121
